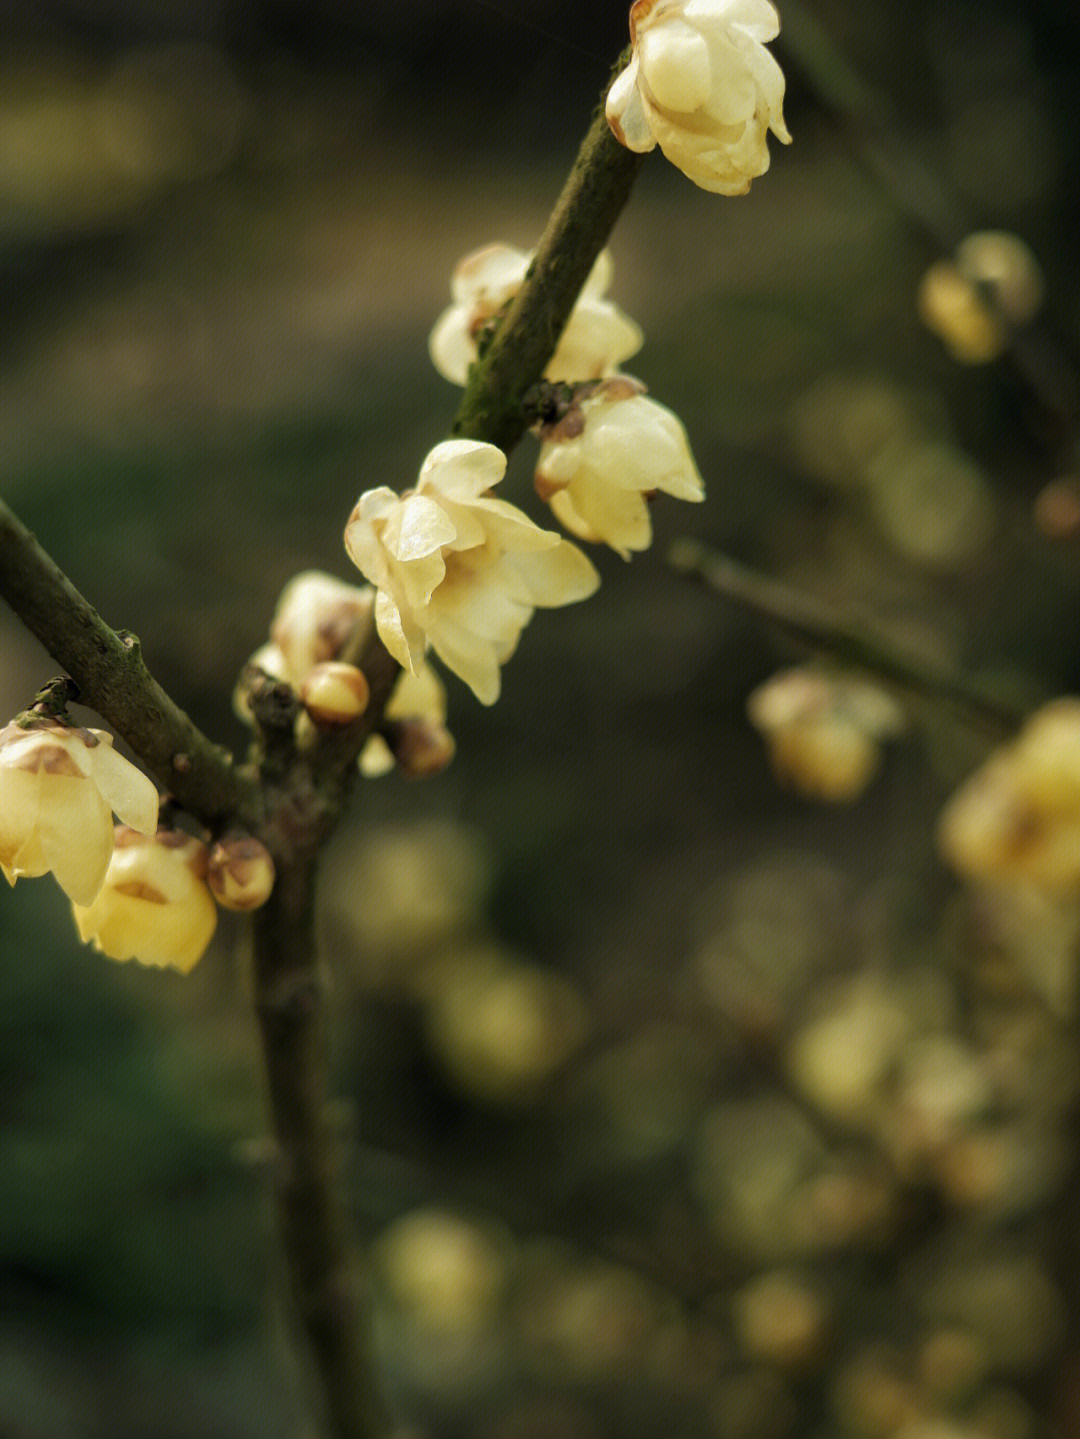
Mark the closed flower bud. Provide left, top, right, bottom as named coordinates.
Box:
left=360, top=661, right=447, bottom=777
left=0, top=720, right=159, bottom=906
left=345, top=440, right=599, bottom=705
left=270, top=571, right=374, bottom=681
left=300, top=661, right=371, bottom=726
left=606, top=0, right=791, bottom=195
left=535, top=377, right=704, bottom=558
left=385, top=718, right=456, bottom=779
left=72, top=827, right=217, bottom=972
left=955, top=231, right=1044, bottom=327
left=207, top=834, right=276, bottom=911
left=429, top=244, right=642, bottom=387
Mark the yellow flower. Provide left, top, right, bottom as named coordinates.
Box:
left=939, top=699, right=1080, bottom=893
left=747, top=668, right=905, bottom=803
left=606, top=0, right=791, bottom=195
left=345, top=440, right=599, bottom=705
left=428, top=244, right=642, bottom=386
left=0, top=720, right=158, bottom=906
left=72, top=827, right=217, bottom=972
left=534, top=377, right=704, bottom=558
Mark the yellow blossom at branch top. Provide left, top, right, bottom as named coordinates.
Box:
left=939, top=699, right=1080, bottom=893
left=606, top=0, right=791, bottom=195
left=72, top=827, right=217, bottom=972
left=0, top=720, right=159, bottom=906
left=344, top=440, right=600, bottom=706
left=534, top=377, right=704, bottom=558
left=428, top=244, right=643, bottom=386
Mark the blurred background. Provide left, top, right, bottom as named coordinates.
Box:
left=3, top=1, right=1080, bottom=1435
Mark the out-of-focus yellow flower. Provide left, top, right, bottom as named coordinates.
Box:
left=0, top=720, right=158, bottom=906
left=939, top=699, right=1080, bottom=893
left=72, top=826, right=217, bottom=972
left=606, top=0, right=791, bottom=195
left=344, top=440, right=599, bottom=705
left=747, top=668, right=905, bottom=802
left=918, top=232, right=1043, bottom=365
left=534, top=377, right=704, bottom=558
left=428, top=244, right=642, bottom=386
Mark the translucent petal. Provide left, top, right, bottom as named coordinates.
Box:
left=384, top=494, right=458, bottom=562
left=640, top=21, right=713, bottom=113
left=428, top=305, right=474, bottom=385
left=428, top=616, right=503, bottom=706
left=37, top=777, right=114, bottom=906
left=606, top=60, right=657, bottom=153
left=420, top=440, right=508, bottom=501
left=89, top=743, right=159, bottom=836
left=509, top=540, right=601, bottom=607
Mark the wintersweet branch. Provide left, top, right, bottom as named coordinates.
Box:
left=452, top=71, right=644, bottom=453
left=669, top=538, right=1026, bottom=738
left=0, top=497, right=253, bottom=825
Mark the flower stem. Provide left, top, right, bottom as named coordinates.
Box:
left=252, top=851, right=390, bottom=1439
left=0, top=497, right=252, bottom=826
left=452, top=77, right=643, bottom=453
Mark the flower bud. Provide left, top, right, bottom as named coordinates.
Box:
left=72, top=827, right=217, bottom=972
left=299, top=661, right=371, bottom=726
left=269, top=571, right=373, bottom=680
left=207, top=834, right=276, bottom=911
left=360, top=662, right=448, bottom=777
left=384, top=718, right=456, bottom=779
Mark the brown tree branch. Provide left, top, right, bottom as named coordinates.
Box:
left=0, top=497, right=253, bottom=826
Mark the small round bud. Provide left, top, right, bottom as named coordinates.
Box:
left=299, top=661, right=371, bottom=726
left=207, top=834, right=276, bottom=911
left=386, top=718, right=456, bottom=779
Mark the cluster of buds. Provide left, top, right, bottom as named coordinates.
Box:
left=747, top=667, right=906, bottom=802
left=237, top=570, right=452, bottom=777
left=606, top=0, right=791, bottom=194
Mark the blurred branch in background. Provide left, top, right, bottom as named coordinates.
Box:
left=668, top=538, right=1026, bottom=739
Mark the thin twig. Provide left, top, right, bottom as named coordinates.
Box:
left=452, top=65, right=644, bottom=452
left=669, top=538, right=1026, bottom=739
left=0, top=498, right=253, bottom=826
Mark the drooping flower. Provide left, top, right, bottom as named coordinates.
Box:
left=606, top=0, right=791, bottom=195
left=747, top=668, right=905, bottom=802
left=72, top=827, right=217, bottom=972
left=534, top=377, right=704, bottom=558
left=344, top=440, right=600, bottom=705
left=939, top=699, right=1080, bottom=893
left=428, top=244, right=642, bottom=386
left=0, top=720, right=159, bottom=906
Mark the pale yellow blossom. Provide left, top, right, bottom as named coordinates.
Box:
left=72, top=827, right=217, bottom=972
left=606, top=0, right=791, bottom=195
left=428, top=244, right=642, bottom=386
left=534, top=377, right=704, bottom=558
left=0, top=720, right=158, bottom=906
left=345, top=440, right=599, bottom=705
